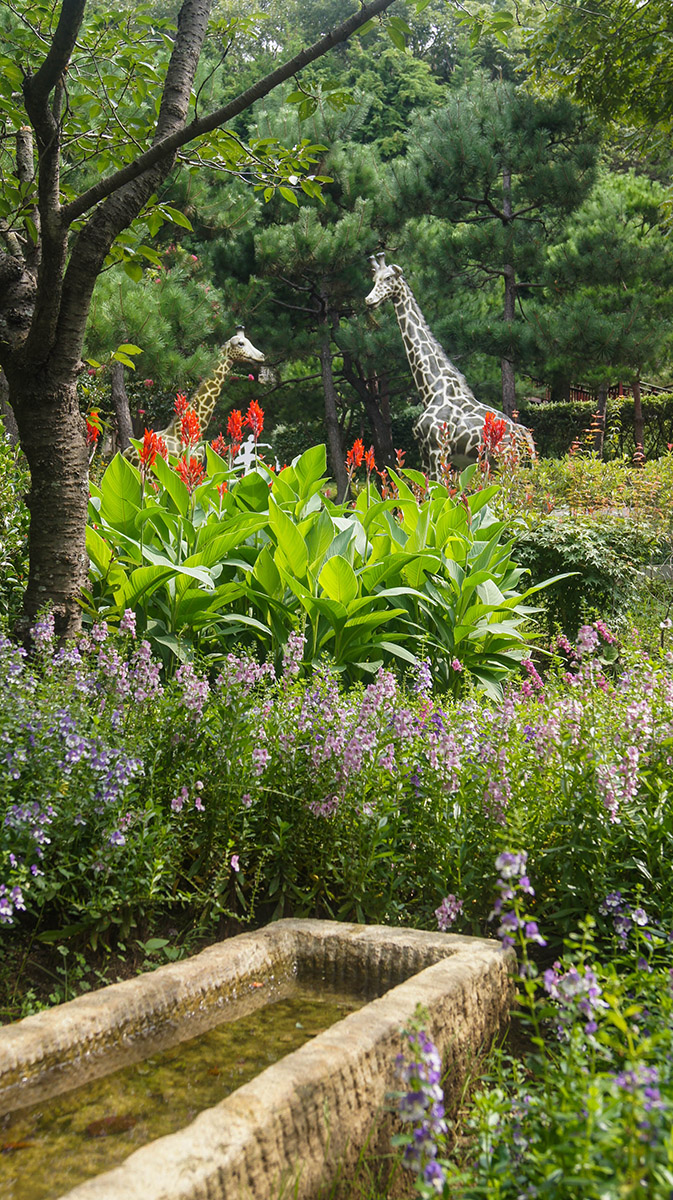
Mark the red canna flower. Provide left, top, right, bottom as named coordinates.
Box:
left=346, top=438, right=365, bottom=471
left=364, top=445, right=376, bottom=475
left=217, top=481, right=228, bottom=499
left=180, top=407, right=201, bottom=448
left=138, top=428, right=168, bottom=471
left=174, top=392, right=188, bottom=416
left=86, top=410, right=101, bottom=446
left=176, top=454, right=206, bottom=493
left=227, top=409, right=243, bottom=442
left=211, top=432, right=229, bottom=457
left=244, top=399, right=264, bottom=440
left=482, top=411, right=507, bottom=454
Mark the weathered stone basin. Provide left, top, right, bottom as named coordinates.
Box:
left=0, top=919, right=514, bottom=1199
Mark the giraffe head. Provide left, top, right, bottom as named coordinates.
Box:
left=365, top=252, right=404, bottom=308
left=224, top=326, right=265, bottom=364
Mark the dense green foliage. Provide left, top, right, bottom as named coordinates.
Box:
left=3, top=616, right=673, bottom=954
left=520, top=394, right=673, bottom=461
left=0, top=424, right=29, bottom=630
left=87, top=441, right=548, bottom=694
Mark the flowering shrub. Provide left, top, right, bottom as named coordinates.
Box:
left=87, top=442, right=548, bottom=691
left=3, top=614, right=673, bottom=952
left=394, top=858, right=673, bottom=1200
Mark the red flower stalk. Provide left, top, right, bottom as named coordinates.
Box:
left=211, top=432, right=229, bottom=457
left=227, top=409, right=243, bottom=442
left=180, top=407, right=201, bottom=448
left=138, top=428, right=168, bottom=471
left=86, top=410, right=101, bottom=446
left=176, top=455, right=206, bottom=493
left=217, top=482, right=228, bottom=499
left=364, top=445, right=376, bottom=475
left=395, top=448, right=406, bottom=469
left=174, top=393, right=188, bottom=416
left=482, top=411, right=507, bottom=454
left=244, top=399, right=264, bottom=440
left=346, top=438, right=365, bottom=471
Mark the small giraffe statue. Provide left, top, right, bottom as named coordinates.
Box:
left=124, top=326, right=265, bottom=461
left=364, top=254, right=535, bottom=476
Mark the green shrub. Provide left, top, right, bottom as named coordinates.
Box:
left=87, top=447, right=550, bottom=695
left=510, top=511, right=672, bottom=634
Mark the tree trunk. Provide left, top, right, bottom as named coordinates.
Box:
left=9, top=372, right=89, bottom=640
left=110, top=361, right=134, bottom=452
left=632, top=377, right=645, bottom=462
left=593, top=383, right=608, bottom=457
left=501, top=349, right=516, bottom=418
left=341, top=354, right=395, bottom=467
left=319, top=328, right=348, bottom=502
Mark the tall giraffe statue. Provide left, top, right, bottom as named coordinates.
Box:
left=364, top=254, right=535, bottom=476
left=124, top=326, right=265, bottom=461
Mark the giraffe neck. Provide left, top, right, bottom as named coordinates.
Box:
left=161, top=348, right=234, bottom=443
left=392, top=280, right=474, bottom=411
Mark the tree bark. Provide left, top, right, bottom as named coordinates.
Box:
left=9, top=371, right=89, bottom=641
left=110, top=362, right=134, bottom=452
left=632, top=377, right=645, bottom=462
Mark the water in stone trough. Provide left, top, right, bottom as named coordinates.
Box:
left=0, top=985, right=364, bottom=1200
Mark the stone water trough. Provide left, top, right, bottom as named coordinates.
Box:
left=0, top=919, right=514, bottom=1200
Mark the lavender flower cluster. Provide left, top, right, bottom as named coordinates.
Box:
left=542, top=962, right=607, bottom=1035
left=395, top=1025, right=448, bottom=1193
left=490, top=851, right=545, bottom=950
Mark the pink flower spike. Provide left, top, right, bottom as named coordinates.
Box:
left=451, top=658, right=463, bottom=672
left=230, top=854, right=240, bottom=872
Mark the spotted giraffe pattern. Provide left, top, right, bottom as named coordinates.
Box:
left=124, top=327, right=265, bottom=462
left=365, top=254, right=535, bottom=477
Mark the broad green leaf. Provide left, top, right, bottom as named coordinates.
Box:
left=269, top=495, right=308, bottom=580
left=152, top=452, right=189, bottom=516
left=253, top=544, right=283, bottom=599
left=476, top=578, right=507, bottom=606
left=85, top=525, right=113, bottom=575
left=377, top=640, right=417, bottom=664
left=319, top=555, right=358, bottom=605
left=114, top=564, right=174, bottom=607
left=293, top=443, right=328, bottom=497
left=161, top=205, right=193, bottom=230
left=235, top=471, right=272, bottom=512
left=304, top=509, right=335, bottom=569
left=99, top=453, right=142, bottom=537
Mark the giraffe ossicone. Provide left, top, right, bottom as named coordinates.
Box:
left=124, top=326, right=265, bottom=463
left=365, top=253, right=535, bottom=477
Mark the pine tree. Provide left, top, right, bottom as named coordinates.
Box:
left=389, top=78, right=600, bottom=414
